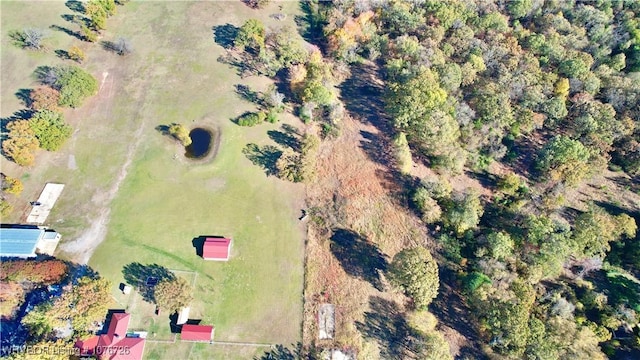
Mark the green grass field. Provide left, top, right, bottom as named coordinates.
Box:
left=1, top=1, right=306, bottom=358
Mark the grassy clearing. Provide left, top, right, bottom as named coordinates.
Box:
left=2, top=1, right=306, bottom=357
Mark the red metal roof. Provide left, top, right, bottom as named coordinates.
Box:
left=202, top=238, right=231, bottom=260
left=108, top=313, right=130, bottom=339
left=75, top=335, right=99, bottom=356
left=75, top=312, right=145, bottom=360
left=181, top=324, right=214, bottom=341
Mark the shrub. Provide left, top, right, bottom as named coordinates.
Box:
left=237, top=111, right=267, bottom=126
left=52, top=66, right=98, bottom=108
left=266, top=110, right=278, bottom=123
left=30, top=87, right=60, bottom=111
left=0, top=200, right=13, bottom=218
left=29, top=110, right=73, bottom=151
left=394, top=132, right=413, bottom=174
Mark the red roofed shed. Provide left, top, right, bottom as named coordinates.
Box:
left=181, top=324, right=214, bottom=342
left=202, top=238, right=231, bottom=261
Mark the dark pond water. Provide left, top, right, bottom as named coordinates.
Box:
left=185, top=128, right=212, bottom=159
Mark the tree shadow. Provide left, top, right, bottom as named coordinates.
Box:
left=356, top=296, right=415, bottom=359
left=100, top=40, right=118, bottom=54
left=217, top=52, right=259, bottom=78
left=33, top=65, right=58, bottom=87
left=154, top=124, right=170, bottom=136
left=267, top=130, right=300, bottom=152
left=97, top=309, right=126, bottom=335
left=430, top=265, right=488, bottom=359
left=55, top=49, right=71, bottom=61
left=295, top=1, right=326, bottom=48
left=255, top=343, right=315, bottom=360
left=15, top=89, right=32, bottom=108
left=192, top=237, right=206, bottom=258
left=359, top=130, right=392, bottom=167
left=234, top=84, right=262, bottom=105
left=212, top=24, right=239, bottom=49
left=122, top=263, right=175, bottom=303
left=49, top=24, right=84, bottom=42
left=329, top=228, right=388, bottom=291
left=242, top=143, right=282, bottom=176
left=339, top=62, right=389, bottom=133
left=65, top=0, right=85, bottom=13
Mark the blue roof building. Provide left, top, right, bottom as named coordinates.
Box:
left=0, top=227, right=61, bottom=258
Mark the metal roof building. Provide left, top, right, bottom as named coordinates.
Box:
left=0, top=227, right=61, bottom=258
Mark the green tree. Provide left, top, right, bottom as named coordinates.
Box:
left=154, top=277, right=193, bottom=313
left=29, top=110, right=72, bottom=151
left=572, top=205, right=637, bottom=257
left=168, top=123, right=192, bottom=146
left=235, top=19, right=266, bottom=52
left=536, top=136, right=592, bottom=186
left=507, top=0, right=532, bottom=19
left=388, top=247, right=440, bottom=309
left=52, top=66, right=98, bottom=108
left=442, top=191, right=484, bottom=235
left=386, top=67, right=447, bottom=131
left=412, top=187, right=442, bottom=224
left=486, top=232, right=515, bottom=261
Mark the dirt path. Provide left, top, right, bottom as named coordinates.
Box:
left=59, top=71, right=147, bottom=264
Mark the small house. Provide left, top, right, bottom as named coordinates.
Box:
left=202, top=238, right=231, bottom=261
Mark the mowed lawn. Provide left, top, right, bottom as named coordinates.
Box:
left=1, top=1, right=306, bottom=357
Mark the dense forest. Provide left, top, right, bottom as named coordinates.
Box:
left=296, top=0, right=640, bottom=358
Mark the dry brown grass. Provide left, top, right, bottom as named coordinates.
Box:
left=302, top=115, right=428, bottom=355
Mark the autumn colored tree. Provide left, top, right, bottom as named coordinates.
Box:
left=2, top=120, right=40, bottom=166
left=68, top=45, right=86, bottom=63
left=388, top=247, right=440, bottom=309
left=29, top=86, right=60, bottom=111
left=168, top=123, right=192, bottom=146
left=153, top=277, right=193, bottom=313
left=1, top=175, right=23, bottom=195
left=0, top=259, right=68, bottom=284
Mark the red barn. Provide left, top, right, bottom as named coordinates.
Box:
left=202, top=237, right=231, bottom=261
left=180, top=324, right=215, bottom=342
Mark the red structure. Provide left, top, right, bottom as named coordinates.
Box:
left=180, top=324, right=215, bottom=342
left=202, top=237, right=232, bottom=261
left=75, top=313, right=146, bottom=360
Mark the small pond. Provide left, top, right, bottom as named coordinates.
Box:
left=185, top=128, right=213, bottom=159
